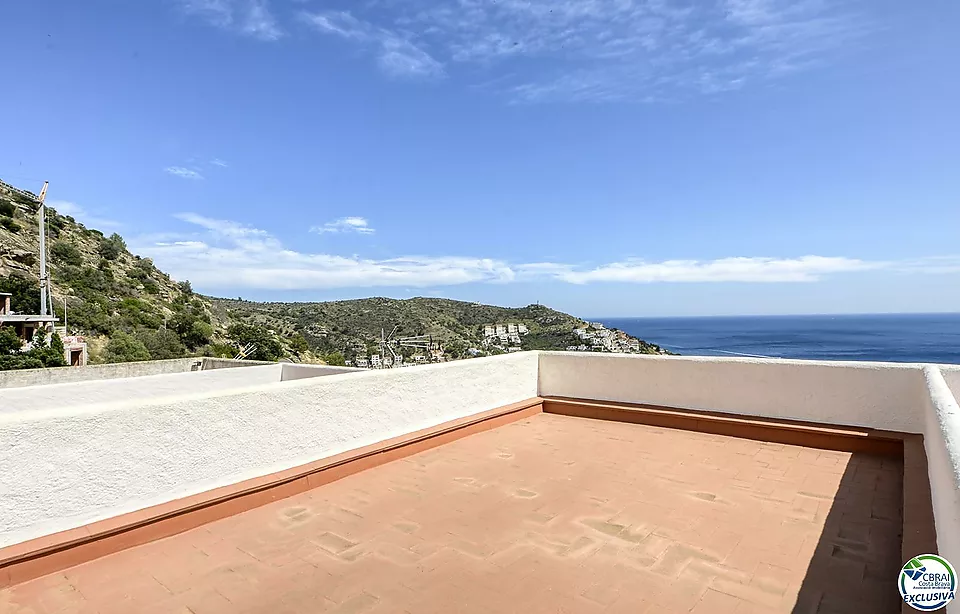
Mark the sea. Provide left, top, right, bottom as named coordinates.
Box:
left=598, top=313, right=960, bottom=365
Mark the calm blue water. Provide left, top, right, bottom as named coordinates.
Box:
left=599, top=314, right=960, bottom=364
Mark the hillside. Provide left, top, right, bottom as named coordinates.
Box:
left=0, top=179, right=222, bottom=364
left=2, top=177, right=666, bottom=368
left=213, top=296, right=667, bottom=363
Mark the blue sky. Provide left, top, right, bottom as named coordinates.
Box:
left=1, top=0, right=958, bottom=317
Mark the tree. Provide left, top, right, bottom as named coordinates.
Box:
left=227, top=323, right=283, bottom=361
left=102, top=331, right=151, bottom=363
left=0, top=331, right=67, bottom=370
left=0, top=327, right=20, bottom=354
left=0, top=276, right=40, bottom=314
left=177, top=280, right=193, bottom=296
left=289, top=333, right=309, bottom=355
left=323, top=351, right=346, bottom=366
left=135, top=329, right=186, bottom=360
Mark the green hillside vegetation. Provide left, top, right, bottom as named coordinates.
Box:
left=0, top=180, right=235, bottom=366
left=214, top=296, right=666, bottom=361
left=2, top=178, right=666, bottom=370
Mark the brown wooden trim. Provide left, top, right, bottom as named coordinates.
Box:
left=0, top=398, right=543, bottom=588
left=542, top=396, right=906, bottom=457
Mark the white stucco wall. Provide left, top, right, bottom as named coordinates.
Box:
left=280, top=363, right=363, bottom=381
left=0, top=352, right=539, bottom=549
left=923, top=367, right=960, bottom=571
left=0, top=358, right=201, bottom=389
left=538, top=353, right=928, bottom=433
left=0, top=364, right=285, bottom=413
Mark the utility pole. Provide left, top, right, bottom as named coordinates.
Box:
left=36, top=181, right=50, bottom=317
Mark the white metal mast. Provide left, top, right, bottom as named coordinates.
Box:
left=36, top=181, right=50, bottom=317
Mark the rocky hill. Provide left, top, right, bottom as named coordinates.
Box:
left=214, top=296, right=667, bottom=363
left=2, top=178, right=666, bottom=368
left=0, top=179, right=221, bottom=363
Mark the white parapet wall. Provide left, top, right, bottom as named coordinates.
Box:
left=923, top=367, right=960, bottom=572
left=0, top=364, right=285, bottom=414
left=0, top=352, right=539, bottom=549
left=538, top=352, right=928, bottom=433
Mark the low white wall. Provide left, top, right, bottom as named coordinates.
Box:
left=280, top=363, right=364, bottom=381
left=923, top=367, right=960, bottom=574
left=0, top=364, right=285, bottom=414
left=0, top=352, right=539, bottom=548
left=538, top=353, right=928, bottom=433
left=0, top=358, right=201, bottom=389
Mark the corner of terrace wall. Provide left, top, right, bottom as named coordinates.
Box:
left=921, top=366, right=960, bottom=568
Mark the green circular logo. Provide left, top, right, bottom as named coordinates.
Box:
left=899, top=554, right=957, bottom=611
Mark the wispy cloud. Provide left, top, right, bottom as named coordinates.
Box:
left=551, top=256, right=878, bottom=284
left=300, top=11, right=443, bottom=78
left=164, top=166, right=204, bottom=180
left=210, top=158, right=229, bottom=168
left=129, top=214, right=957, bottom=291
left=310, top=216, right=376, bottom=235
left=294, top=0, right=868, bottom=102
left=46, top=200, right=121, bottom=230
left=179, top=0, right=282, bottom=41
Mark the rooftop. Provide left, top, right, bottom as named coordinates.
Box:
left=0, top=352, right=958, bottom=613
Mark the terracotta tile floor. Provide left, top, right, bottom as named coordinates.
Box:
left=1, top=414, right=904, bottom=614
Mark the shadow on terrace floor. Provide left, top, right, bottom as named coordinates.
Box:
left=792, top=452, right=906, bottom=614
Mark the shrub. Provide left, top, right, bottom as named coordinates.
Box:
left=135, top=329, right=186, bottom=360
left=289, top=333, right=309, bottom=355
left=0, top=327, right=21, bottom=354
left=0, top=275, right=40, bottom=313
left=0, top=199, right=15, bottom=217
left=202, top=342, right=237, bottom=359
left=227, top=323, right=282, bottom=361
left=177, top=280, right=193, bottom=296
left=323, top=351, right=346, bottom=366
left=97, top=233, right=126, bottom=260
left=1, top=217, right=21, bottom=232
left=102, top=331, right=151, bottom=363
left=51, top=241, right=83, bottom=266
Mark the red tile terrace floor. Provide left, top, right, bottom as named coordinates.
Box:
left=0, top=413, right=904, bottom=614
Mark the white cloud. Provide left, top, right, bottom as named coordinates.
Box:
left=310, top=216, right=376, bottom=235
left=300, top=11, right=444, bottom=78
left=179, top=0, right=282, bottom=41
left=210, top=158, right=229, bottom=168
left=164, top=166, right=204, bottom=180
left=129, top=213, right=958, bottom=292
left=297, top=0, right=868, bottom=102
left=46, top=200, right=121, bottom=230
left=555, top=256, right=878, bottom=284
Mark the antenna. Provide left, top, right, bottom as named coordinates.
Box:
left=36, top=182, right=50, bottom=317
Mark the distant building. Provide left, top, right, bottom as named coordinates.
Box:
left=517, top=324, right=528, bottom=335
left=507, top=323, right=518, bottom=334
left=508, top=334, right=521, bottom=345
left=590, top=322, right=605, bottom=330
left=62, top=334, right=88, bottom=367
left=356, top=357, right=370, bottom=368
left=495, top=324, right=507, bottom=336
left=0, top=292, right=57, bottom=345
left=467, top=348, right=482, bottom=356
left=370, top=354, right=382, bottom=367
left=483, top=325, right=496, bottom=337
